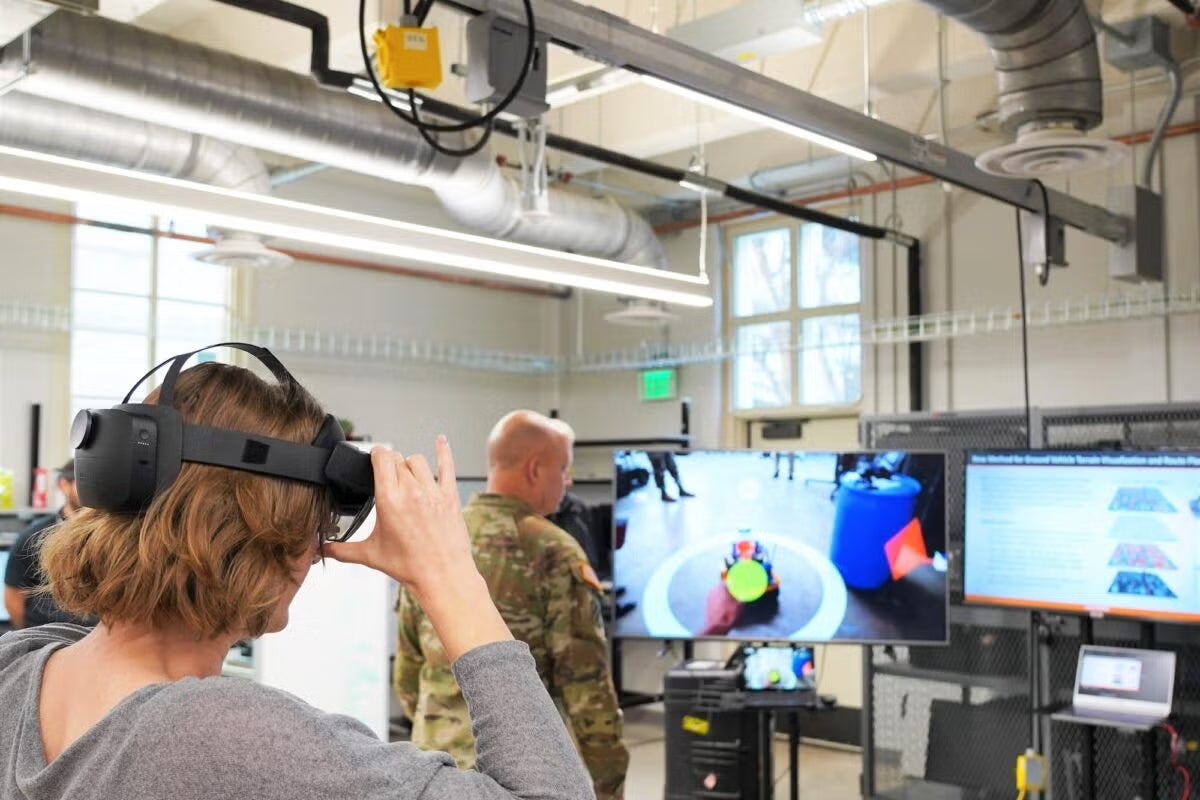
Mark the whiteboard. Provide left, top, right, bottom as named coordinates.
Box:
left=253, top=442, right=395, bottom=740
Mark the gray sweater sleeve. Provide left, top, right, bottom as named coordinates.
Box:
left=434, top=640, right=595, bottom=798
left=150, top=640, right=593, bottom=800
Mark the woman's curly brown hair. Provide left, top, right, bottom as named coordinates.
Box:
left=41, top=362, right=334, bottom=639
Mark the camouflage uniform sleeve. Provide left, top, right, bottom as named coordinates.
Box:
left=393, top=588, right=423, bottom=721
left=541, top=544, right=630, bottom=800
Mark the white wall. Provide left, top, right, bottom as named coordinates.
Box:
left=563, top=128, right=1200, bottom=431
left=912, top=128, right=1200, bottom=413
left=247, top=169, right=563, bottom=476
left=556, top=226, right=725, bottom=455
left=0, top=173, right=559, bottom=495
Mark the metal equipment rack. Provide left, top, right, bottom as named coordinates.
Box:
left=859, top=402, right=1200, bottom=800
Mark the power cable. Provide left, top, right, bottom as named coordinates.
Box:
left=1014, top=208, right=1035, bottom=448
left=1160, top=722, right=1192, bottom=800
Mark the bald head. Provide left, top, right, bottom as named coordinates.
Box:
left=486, top=410, right=575, bottom=515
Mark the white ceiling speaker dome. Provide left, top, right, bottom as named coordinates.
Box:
left=975, top=125, right=1128, bottom=179
left=192, top=232, right=293, bottom=269
left=603, top=298, right=679, bottom=327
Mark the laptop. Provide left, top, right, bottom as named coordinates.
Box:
left=1051, top=645, right=1175, bottom=731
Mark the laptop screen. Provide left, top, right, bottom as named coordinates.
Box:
left=1075, top=646, right=1175, bottom=712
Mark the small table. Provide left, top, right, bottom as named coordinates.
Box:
left=735, top=690, right=823, bottom=800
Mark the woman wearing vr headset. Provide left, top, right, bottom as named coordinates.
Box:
left=0, top=354, right=593, bottom=800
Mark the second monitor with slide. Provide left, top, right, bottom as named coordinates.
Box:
left=964, top=451, right=1200, bottom=623
left=611, top=449, right=948, bottom=644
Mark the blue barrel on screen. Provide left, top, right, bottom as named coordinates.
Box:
left=830, top=473, right=922, bottom=590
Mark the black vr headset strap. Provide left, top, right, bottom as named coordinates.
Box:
left=181, top=425, right=330, bottom=486
left=122, top=343, right=296, bottom=406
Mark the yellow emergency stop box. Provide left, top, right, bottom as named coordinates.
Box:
left=373, top=26, right=442, bottom=90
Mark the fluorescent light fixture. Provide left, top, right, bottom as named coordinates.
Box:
left=347, top=78, right=424, bottom=111
left=641, top=75, right=877, bottom=162
left=0, top=145, right=712, bottom=307
left=546, top=67, right=641, bottom=109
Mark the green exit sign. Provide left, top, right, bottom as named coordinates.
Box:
left=641, top=368, right=676, bottom=402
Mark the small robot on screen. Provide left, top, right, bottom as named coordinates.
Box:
left=722, top=537, right=781, bottom=604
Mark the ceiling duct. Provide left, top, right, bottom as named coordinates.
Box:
left=921, top=0, right=1127, bottom=178
left=0, top=91, right=291, bottom=268
left=0, top=12, right=667, bottom=271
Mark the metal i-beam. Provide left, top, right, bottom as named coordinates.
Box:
left=446, top=0, right=1129, bottom=244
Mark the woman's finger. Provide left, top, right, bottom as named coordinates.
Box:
left=405, top=453, right=436, bottom=488
left=370, top=447, right=398, bottom=492
left=323, top=540, right=366, bottom=566
left=435, top=435, right=457, bottom=497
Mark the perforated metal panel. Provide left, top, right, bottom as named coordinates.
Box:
left=1039, top=403, right=1200, bottom=452
left=1046, top=621, right=1200, bottom=800
left=1039, top=404, right=1200, bottom=800
left=862, top=410, right=1034, bottom=798
left=861, top=410, right=1030, bottom=603
left=860, top=403, right=1200, bottom=800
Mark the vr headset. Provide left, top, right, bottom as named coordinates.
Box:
left=71, top=342, right=375, bottom=542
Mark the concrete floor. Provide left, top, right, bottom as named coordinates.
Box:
left=623, top=703, right=862, bottom=799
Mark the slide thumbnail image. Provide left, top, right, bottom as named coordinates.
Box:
left=1109, top=487, right=1178, bottom=514
left=1108, top=544, right=1177, bottom=570
left=1108, top=514, right=1177, bottom=542
left=1107, top=570, right=1178, bottom=599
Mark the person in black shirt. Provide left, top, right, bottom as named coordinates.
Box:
left=3, top=460, right=91, bottom=629
left=647, top=452, right=694, bottom=503
left=546, top=492, right=601, bottom=570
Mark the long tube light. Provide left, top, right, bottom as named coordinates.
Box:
left=640, top=76, right=877, bottom=162
left=347, top=78, right=424, bottom=111
left=0, top=146, right=713, bottom=307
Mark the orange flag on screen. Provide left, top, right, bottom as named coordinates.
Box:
left=884, top=518, right=932, bottom=581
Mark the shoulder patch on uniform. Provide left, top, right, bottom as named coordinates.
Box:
left=576, top=561, right=603, bottom=593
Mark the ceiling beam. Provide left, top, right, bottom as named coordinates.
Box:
left=443, top=0, right=1128, bottom=243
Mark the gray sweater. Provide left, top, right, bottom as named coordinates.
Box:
left=0, top=625, right=594, bottom=800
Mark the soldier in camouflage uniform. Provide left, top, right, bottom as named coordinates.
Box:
left=395, top=410, right=629, bottom=800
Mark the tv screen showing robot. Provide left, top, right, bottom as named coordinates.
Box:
left=964, top=451, right=1200, bottom=623
left=611, top=449, right=948, bottom=643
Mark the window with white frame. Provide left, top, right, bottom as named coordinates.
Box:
left=70, top=204, right=232, bottom=418
left=729, top=219, right=862, bottom=411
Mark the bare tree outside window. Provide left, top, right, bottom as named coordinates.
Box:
left=730, top=221, right=862, bottom=412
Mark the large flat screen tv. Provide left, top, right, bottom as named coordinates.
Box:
left=964, top=451, right=1200, bottom=623
left=610, top=449, right=948, bottom=644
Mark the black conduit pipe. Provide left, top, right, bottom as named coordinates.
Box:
left=906, top=241, right=924, bottom=412
left=211, top=0, right=358, bottom=88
